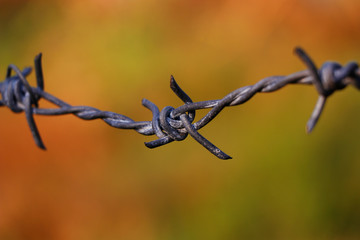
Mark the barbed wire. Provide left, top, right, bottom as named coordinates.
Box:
left=1, top=47, right=359, bottom=159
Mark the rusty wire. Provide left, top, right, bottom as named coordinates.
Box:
left=0, top=47, right=359, bottom=159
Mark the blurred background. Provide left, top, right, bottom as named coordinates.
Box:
left=0, top=0, right=360, bottom=239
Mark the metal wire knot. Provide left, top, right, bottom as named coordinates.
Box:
left=0, top=54, right=46, bottom=149
left=142, top=77, right=231, bottom=159
left=0, top=47, right=359, bottom=159
left=294, top=48, right=360, bottom=132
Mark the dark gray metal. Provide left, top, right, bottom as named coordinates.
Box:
left=0, top=47, right=359, bottom=159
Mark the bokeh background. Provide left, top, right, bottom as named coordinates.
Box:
left=1, top=0, right=360, bottom=239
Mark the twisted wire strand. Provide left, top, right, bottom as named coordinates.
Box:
left=0, top=47, right=359, bottom=159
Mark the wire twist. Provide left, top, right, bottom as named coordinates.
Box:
left=0, top=47, right=359, bottom=159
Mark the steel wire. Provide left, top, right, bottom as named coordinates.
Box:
left=0, top=47, right=359, bottom=159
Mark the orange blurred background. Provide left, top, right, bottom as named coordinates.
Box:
left=1, top=0, right=360, bottom=239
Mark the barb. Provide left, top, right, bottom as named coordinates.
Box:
left=1, top=47, right=359, bottom=159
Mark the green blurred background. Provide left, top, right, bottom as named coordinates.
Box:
left=1, top=0, right=360, bottom=239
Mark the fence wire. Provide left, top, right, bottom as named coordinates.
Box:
left=1, top=47, right=359, bottom=159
